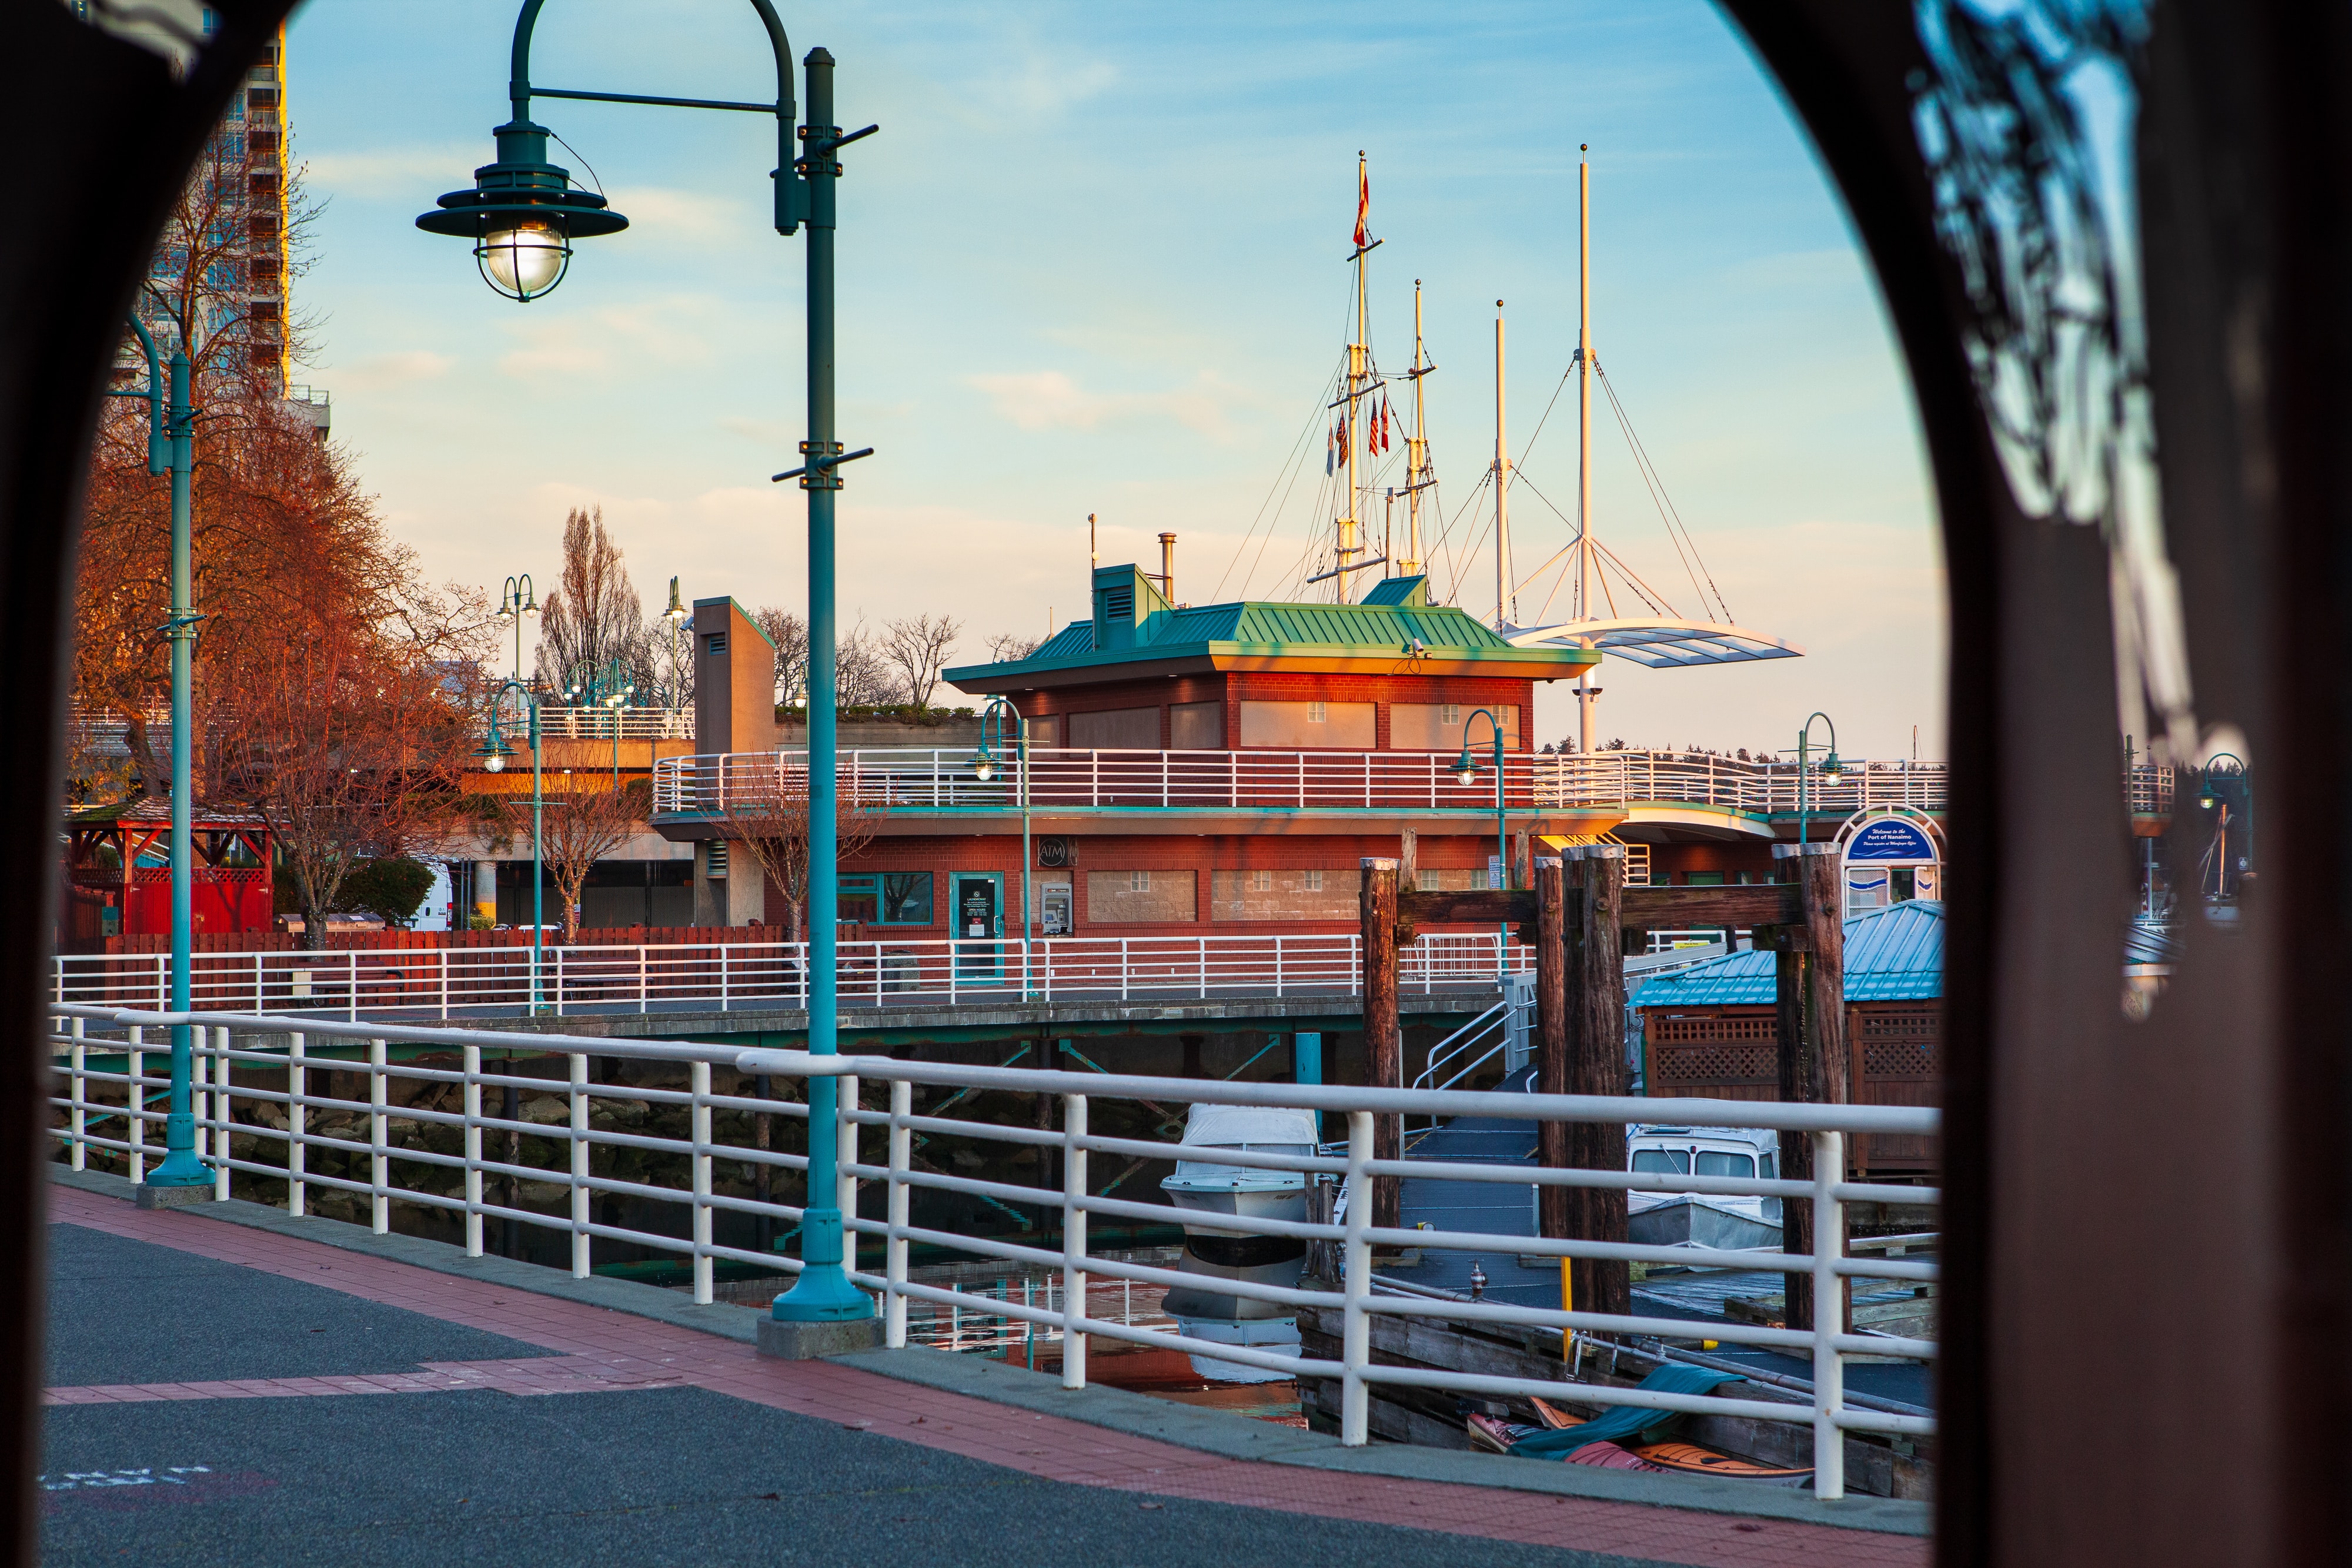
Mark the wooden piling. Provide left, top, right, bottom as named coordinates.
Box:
left=1566, top=845, right=1631, bottom=1318
left=1772, top=842, right=1848, bottom=1332
left=1360, top=857, right=1402, bottom=1231
left=1534, top=857, right=1569, bottom=1239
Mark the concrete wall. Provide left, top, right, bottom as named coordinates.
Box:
left=693, top=597, right=777, bottom=757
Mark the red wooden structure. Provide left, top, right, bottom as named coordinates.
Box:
left=61, top=797, right=273, bottom=951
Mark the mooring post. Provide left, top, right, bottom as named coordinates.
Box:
left=1567, top=844, right=1631, bottom=1317
left=1534, top=857, right=1569, bottom=1239
left=1359, top=856, right=1401, bottom=1231
left=1771, top=841, right=1848, bottom=1332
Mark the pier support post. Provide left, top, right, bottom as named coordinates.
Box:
left=1772, top=841, right=1848, bottom=1333
left=1566, top=845, right=1631, bottom=1318
left=1359, top=857, right=1401, bottom=1231
left=1534, top=857, right=1569, bottom=1240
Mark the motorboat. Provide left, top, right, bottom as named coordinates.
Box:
left=1626, top=1123, right=1783, bottom=1251
left=1158, top=1103, right=1317, bottom=1383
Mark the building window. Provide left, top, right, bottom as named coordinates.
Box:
left=840, top=872, right=933, bottom=925
left=1128, top=870, right=1151, bottom=892
left=1307, top=701, right=1327, bottom=723
left=1471, top=867, right=1489, bottom=890
left=1251, top=870, right=1272, bottom=891
left=1441, top=703, right=1462, bottom=724
left=1418, top=869, right=1440, bottom=891
left=1302, top=869, right=1324, bottom=892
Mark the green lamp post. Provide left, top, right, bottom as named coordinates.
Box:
left=419, top=1, right=877, bottom=1330
left=1452, top=708, right=1513, bottom=975
left=973, top=697, right=1031, bottom=998
left=496, top=575, right=537, bottom=681
left=106, top=316, right=208, bottom=1199
left=477, top=678, right=549, bottom=1012
left=2199, top=752, right=2251, bottom=897
left=1795, top=711, right=1843, bottom=847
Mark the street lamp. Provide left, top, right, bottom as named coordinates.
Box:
left=975, top=697, right=1032, bottom=998
left=497, top=574, right=537, bottom=681
left=663, top=577, right=690, bottom=712
left=1451, top=708, right=1514, bottom=976
left=477, top=680, right=548, bottom=1012
left=580, top=656, right=637, bottom=786
left=420, top=1, right=878, bottom=1332
left=1795, top=711, right=1842, bottom=847
left=2201, top=752, right=2251, bottom=895
left=105, top=315, right=206, bottom=1199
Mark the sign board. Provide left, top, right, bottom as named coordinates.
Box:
left=1845, top=817, right=1937, bottom=862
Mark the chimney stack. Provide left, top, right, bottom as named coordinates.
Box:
left=1158, top=531, right=1177, bottom=604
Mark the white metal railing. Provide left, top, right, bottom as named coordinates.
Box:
left=46, top=1005, right=1936, bottom=1499
left=652, top=745, right=1977, bottom=819
left=51, top=932, right=1533, bottom=1021
left=502, top=707, right=694, bottom=741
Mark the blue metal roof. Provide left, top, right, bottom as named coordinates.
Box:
left=1630, top=899, right=1945, bottom=1008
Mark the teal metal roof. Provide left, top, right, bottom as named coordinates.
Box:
left=947, top=577, right=1592, bottom=686
left=1630, top=899, right=1945, bottom=1008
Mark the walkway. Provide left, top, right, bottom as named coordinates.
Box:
left=42, top=1178, right=1927, bottom=1568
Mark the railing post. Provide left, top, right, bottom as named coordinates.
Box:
left=127, top=1027, right=145, bottom=1182
left=347, top=950, right=357, bottom=1023
left=1120, top=938, right=1131, bottom=1001
left=1063, top=1092, right=1088, bottom=1390
left=212, top=1025, right=231, bottom=1201
left=569, top=1052, right=591, bottom=1278
left=721, top=944, right=731, bottom=1012
left=556, top=945, right=567, bottom=1017
left=1811, top=1128, right=1847, bottom=1500
left=192, top=1032, right=211, bottom=1176
left=464, top=1042, right=484, bottom=1257
left=886, top=1077, right=911, bottom=1348
left=838, top=1072, right=861, bottom=1272
left=369, top=1036, right=390, bottom=1233
left=287, top=1031, right=305, bottom=1216
left=691, top=1059, right=714, bottom=1305
left=639, top=947, right=649, bottom=1015
left=253, top=952, right=262, bottom=1012
left=1341, top=1109, right=1373, bottom=1446
left=440, top=949, right=449, bottom=1022
left=68, top=1017, right=86, bottom=1171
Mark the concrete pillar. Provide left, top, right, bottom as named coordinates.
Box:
left=691, top=841, right=721, bottom=928
left=473, top=861, right=497, bottom=929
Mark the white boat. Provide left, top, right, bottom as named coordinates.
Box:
left=1158, top=1104, right=1317, bottom=1383
left=1626, top=1123, right=1783, bottom=1251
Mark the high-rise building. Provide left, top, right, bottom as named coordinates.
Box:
left=66, top=1, right=328, bottom=436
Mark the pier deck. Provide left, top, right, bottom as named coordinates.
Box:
left=43, top=1169, right=1924, bottom=1567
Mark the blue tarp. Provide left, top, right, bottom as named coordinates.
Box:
left=1506, top=1363, right=1744, bottom=1459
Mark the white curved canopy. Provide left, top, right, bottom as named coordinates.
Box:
left=1499, top=617, right=1804, bottom=670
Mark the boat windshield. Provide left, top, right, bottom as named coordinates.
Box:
left=1631, top=1149, right=1691, bottom=1175
left=1694, top=1151, right=1755, bottom=1178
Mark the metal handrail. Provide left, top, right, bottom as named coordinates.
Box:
left=46, top=1002, right=1938, bottom=1500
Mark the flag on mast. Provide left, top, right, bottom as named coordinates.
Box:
left=1353, top=159, right=1369, bottom=249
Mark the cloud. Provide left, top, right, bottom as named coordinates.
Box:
left=599, top=186, right=750, bottom=244
left=335, top=349, right=455, bottom=389
left=496, top=295, right=726, bottom=381
left=967, top=370, right=1246, bottom=442
left=303, top=143, right=483, bottom=200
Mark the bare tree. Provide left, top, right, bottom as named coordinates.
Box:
left=753, top=606, right=808, bottom=706
left=984, top=631, right=1042, bottom=663
left=720, top=771, right=886, bottom=944
left=536, top=507, right=644, bottom=697
left=883, top=614, right=963, bottom=709
left=520, top=780, right=650, bottom=942
left=835, top=618, right=900, bottom=707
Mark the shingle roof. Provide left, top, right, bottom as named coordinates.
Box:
left=1629, top=899, right=1945, bottom=1008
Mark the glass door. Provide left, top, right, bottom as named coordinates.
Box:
left=952, top=872, right=1004, bottom=981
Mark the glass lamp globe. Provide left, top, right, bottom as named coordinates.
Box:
left=476, top=219, right=571, bottom=302
left=485, top=754, right=506, bottom=774
left=1452, top=748, right=1478, bottom=787
left=973, top=752, right=997, bottom=783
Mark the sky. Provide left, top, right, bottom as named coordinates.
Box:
left=281, top=0, right=1946, bottom=759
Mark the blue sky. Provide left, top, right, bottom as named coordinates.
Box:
left=283, top=0, right=1945, bottom=757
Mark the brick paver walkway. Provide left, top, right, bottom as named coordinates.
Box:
left=46, top=1185, right=1925, bottom=1568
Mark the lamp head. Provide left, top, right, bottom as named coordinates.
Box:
left=971, top=743, right=997, bottom=783
left=1819, top=751, right=1844, bottom=783
left=484, top=754, right=506, bottom=774
left=415, top=120, right=630, bottom=303
left=665, top=576, right=688, bottom=623
left=1453, top=747, right=1478, bottom=787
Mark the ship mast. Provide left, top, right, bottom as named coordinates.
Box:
left=1494, top=299, right=1515, bottom=628
left=1337, top=151, right=1374, bottom=604
left=1399, top=279, right=1433, bottom=577
left=1575, top=144, right=1598, bottom=753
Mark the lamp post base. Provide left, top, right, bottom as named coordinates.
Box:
left=756, top=1315, right=884, bottom=1360
left=135, top=1182, right=215, bottom=1211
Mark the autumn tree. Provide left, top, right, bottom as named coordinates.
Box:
left=519, top=779, right=652, bottom=942
left=720, top=771, right=886, bottom=943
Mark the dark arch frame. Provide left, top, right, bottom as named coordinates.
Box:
left=4, top=4, right=2348, bottom=1563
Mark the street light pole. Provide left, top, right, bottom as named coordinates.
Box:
left=108, top=317, right=206, bottom=1198
left=422, top=0, right=877, bottom=1335
left=1795, top=711, right=1842, bottom=848
left=479, top=680, right=547, bottom=1012
left=975, top=697, right=1031, bottom=998
left=1454, top=708, right=1512, bottom=977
